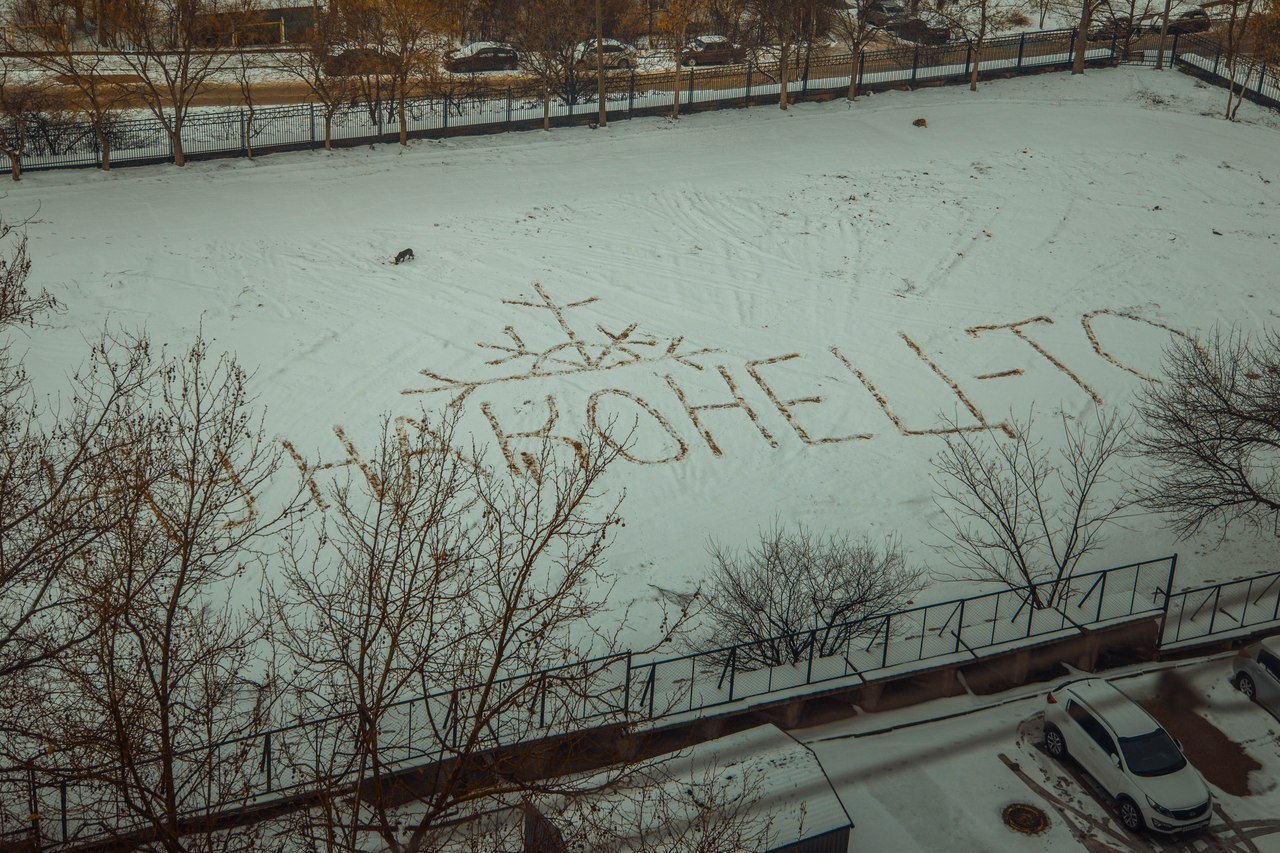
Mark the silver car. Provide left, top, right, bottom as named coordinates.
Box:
left=1232, top=636, right=1280, bottom=716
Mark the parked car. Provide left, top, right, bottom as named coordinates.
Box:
left=680, top=34, right=746, bottom=66
left=323, top=48, right=397, bottom=76
left=574, top=38, right=636, bottom=70
left=1043, top=678, right=1212, bottom=834
left=888, top=18, right=951, bottom=45
left=444, top=42, right=519, bottom=73
left=1088, top=15, right=1145, bottom=41
left=864, top=0, right=908, bottom=26
left=1167, top=8, right=1212, bottom=34
left=1233, top=636, right=1280, bottom=717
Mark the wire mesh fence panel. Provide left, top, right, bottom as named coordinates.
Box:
left=1163, top=572, right=1280, bottom=645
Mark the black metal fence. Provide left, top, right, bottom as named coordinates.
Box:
left=6, top=26, right=1119, bottom=173
left=1162, top=570, right=1280, bottom=647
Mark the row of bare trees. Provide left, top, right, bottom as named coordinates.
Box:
left=0, top=220, right=788, bottom=850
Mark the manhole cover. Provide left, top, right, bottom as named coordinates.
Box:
left=1002, top=802, right=1050, bottom=835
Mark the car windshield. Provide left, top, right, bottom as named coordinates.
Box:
left=1119, top=730, right=1187, bottom=777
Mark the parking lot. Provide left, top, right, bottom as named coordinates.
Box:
left=798, top=652, right=1280, bottom=851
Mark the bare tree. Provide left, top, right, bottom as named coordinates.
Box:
left=279, top=1, right=359, bottom=149
left=7, top=0, right=131, bottom=170
left=0, top=72, right=59, bottom=180
left=1134, top=328, right=1280, bottom=536
left=365, top=0, right=453, bottom=146
left=931, top=410, right=1131, bottom=608
left=513, top=0, right=596, bottom=128
left=270, top=414, right=689, bottom=852
left=29, top=336, right=304, bottom=851
left=830, top=0, right=883, bottom=100
left=699, top=524, right=923, bottom=667
left=661, top=0, right=711, bottom=118
left=100, top=0, right=259, bottom=166
left=747, top=0, right=809, bottom=110
left=936, top=0, right=1031, bottom=90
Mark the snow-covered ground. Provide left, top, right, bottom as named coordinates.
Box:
left=5, top=65, right=1280, bottom=650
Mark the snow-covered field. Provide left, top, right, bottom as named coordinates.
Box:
left=5, top=65, right=1280, bottom=648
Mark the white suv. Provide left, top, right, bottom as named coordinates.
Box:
left=1043, top=678, right=1212, bottom=834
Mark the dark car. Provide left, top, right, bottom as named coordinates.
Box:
left=680, top=34, right=746, bottom=66
left=574, top=38, right=636, bottom=70
left=444, top=42, right=519, bottom=73
left=888, top=18, right=951, bottom=45
left=864, top=1, right=908, bottom=26
left=1167, top=8, right=1212, bottom=34
left=1088, top=15, right=1144, bottom=41
left=323, top=48, right=396, bottom=76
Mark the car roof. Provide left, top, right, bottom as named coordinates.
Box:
left=1260, top=635, right=1280, bottom=657
left=1063, top=678, right=1161, bottom=738
left=697, top=34, right=729, bottom=43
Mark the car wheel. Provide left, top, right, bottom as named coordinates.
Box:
left=1117, top=796, right=1145, bottom=833
left=615, top=58, right=630, bottom=70
left=684, top=57, right=697, bottom=67
left=1238, top=673, right=1257, bottom=701
left=1043, top=724, right=1067, bottom=759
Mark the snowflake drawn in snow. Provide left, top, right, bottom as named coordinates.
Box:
left=402, top=282, right=720, bottom=405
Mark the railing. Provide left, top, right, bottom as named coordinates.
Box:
left=629, top=557, right=1174, bottom=719
left=1162, top=570, right=1280, bottom=647
left=1167, top=32, right=1280, bottom=111
left=5, top=26, right=1114, bottom=174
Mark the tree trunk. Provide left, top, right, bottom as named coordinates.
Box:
left=969, top=39, right=983, bottom=91
left=169, top=128, right=186, bottom=167
left=398, top=86, right=408, bottom=146
left=1072, top=0, right=1094, bottom=75
left=778, top=41, right=791, bottom=110
left=324, top=113, right=333, bottom=150
left=96, top=125, right=112, bottom=171
left=1154, top=0, right=1173, bottom=70
left=5, top=151, right=20, bottom=181
left=673, top=66, right=682, bottom=118
left=542, top=88, right=550, bottom=131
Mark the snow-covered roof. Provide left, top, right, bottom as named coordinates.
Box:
left=1064, top=679, right=1161, bottom=738
left=447, top=41, right=515, bottom=58
left=537, top=724, right=852, bottom=849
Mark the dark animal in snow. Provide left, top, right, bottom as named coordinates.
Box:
left=394, top=248, right=415, bottom=264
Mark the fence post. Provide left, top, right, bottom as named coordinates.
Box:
left=1170, top=33, right=1179, bottom=66
left=745, top=65, right=753, bottom=106
left=239, top=109, right=246, bottom=157
left=1110, top=29, right=1117, bottom=60
left=1157, top=554, right=1178, bottom=645
left=1212, top=43, right=1221, bottom=77
left=309, top=102, right=316, bottom=147
left=911, top=46, right=920, bottom=84
left=857, top=51, right=865, bottom=91
left=1069, top=28, right=1077, bottom=66
left=964, top=44, right=971, bottom=78
left=806, top=630, right=817, bottom=683
left=954, top=599, right=966, bottom=653
left=1017, top=32, right=1026, bottom=67
left=622, top=651, right=632, bottom=714
left=443, top=92, right=449, bottom=131
left=629, top=70, right=636, bottom=117
left=506, top=88, right=513, bottom=130
left=687, top=66, right=695, bottom=109
left=263, top=732, right=273, bottom=792
left=880, top=614, right=891, bottom=668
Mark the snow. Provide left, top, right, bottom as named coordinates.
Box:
left=4, top=65, right=1280, bottom=656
